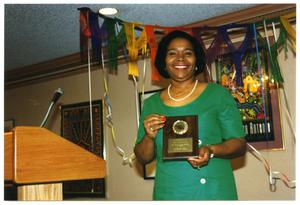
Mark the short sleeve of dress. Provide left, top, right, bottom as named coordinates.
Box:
left=218, top=88, right=245, bottom=140
left=135, top=97, right=152, bottom=145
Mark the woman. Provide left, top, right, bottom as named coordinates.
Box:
left=134, top=30, right=246, bottom=200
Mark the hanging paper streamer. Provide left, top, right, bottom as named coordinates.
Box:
left=79, top=7, right=296, bottom=84
left=102, top=18, right=126, bottom=72
left=280, top=12, right=296, bottom=51
left=136, top=28, right=148, bottom=55
left=101, top=49, right=136, bottom=167
left=88, top=11, right=102, bottom=64
left=264, top=19, right=286, bottom=84
left=248, top=143, right=295, bottom=190
left=78, top=7, right=95, bottom=156
left=253, top=22, right=272, bottom=146
left=192, top=26, right=226, bottom=65
left=115, top=22, right=129, bottom=63
left=192, top=26, right=229, bottom=82
left=254, top=17, right=290, bottom=85
left=78, top=8, right=91, bottom=62
left=272, top=15, right=296, bottom=142
left=124, top=22, right=148, bottom=77
left=103, top=18, right=118, bottom=71
left=219, top=24, right=254, bottom=86
left=144, top=25, right=163, bottom=81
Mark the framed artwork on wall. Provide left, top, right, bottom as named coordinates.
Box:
left=138, top=89, right=162, bottom=179
left=61, top=100, right=105, bottom=197
left=215, top=50, right=283, bottom=150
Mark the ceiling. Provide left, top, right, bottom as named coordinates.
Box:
left=4, top=4, right=256, bottom=71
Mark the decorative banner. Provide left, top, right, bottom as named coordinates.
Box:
left=89, top=11, right=102, bottom=64
left=254, top=17, right=291, bottom=84
left=192, top=26, right=225, bottom=65
left=192, top=26, right=227, bottom=82
left=266, top=19, right=287, bottom=84
left=103, top=18, right=119, bottom=71
left=78, top=8, right=91, bottom=62
left=219, top=24, right=254, bottom=86
left=79, top=9, right=296, bottom=86
left=97, top=18, right=125, bottom=72
left=144, top=25, right=162, bottom=81
left=124, top=22, right=148, bottom=77
left=280, top=12, right=296, bottom=51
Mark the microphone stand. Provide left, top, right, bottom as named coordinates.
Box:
left=40, top=88, right=63, bottom=127
left=40, top=101, right=55, bottom=127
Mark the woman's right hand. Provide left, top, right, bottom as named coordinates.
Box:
left=143, top=114, right=166, bottom=139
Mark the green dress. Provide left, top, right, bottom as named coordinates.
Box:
left=136, top=83, right=245, bottom=200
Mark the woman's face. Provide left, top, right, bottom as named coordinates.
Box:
left=165, top=37, right=197, bottom=82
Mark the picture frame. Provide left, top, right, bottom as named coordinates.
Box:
left=214, top=50, right=283, bottom=151
left=138, top=89, right=162, bottom=179
left=4, top=119, right=15, bottom=132
left=61, top=100, right=105, bottom=198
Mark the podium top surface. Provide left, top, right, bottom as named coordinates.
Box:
left=5, top=126, right=106, bottom=184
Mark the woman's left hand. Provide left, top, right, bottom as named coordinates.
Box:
left=187, top=146, right=212, bottom=168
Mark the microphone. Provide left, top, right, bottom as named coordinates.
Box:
left=40, top=88, right=64, bottom=127
left=51, top=88, right=64, bottom=104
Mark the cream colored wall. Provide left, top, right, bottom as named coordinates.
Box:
left=4, top=59, right=160, bottom=200
left=234, top=46, right=296, bottom=200
left=4, top=49, right=295, bottom=200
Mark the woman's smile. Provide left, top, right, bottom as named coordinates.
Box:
left=173, top=65, right=188, bottom=69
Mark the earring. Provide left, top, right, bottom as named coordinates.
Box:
left=195, top=67, right=198, bottom=71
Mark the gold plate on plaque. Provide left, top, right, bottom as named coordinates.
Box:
left=172, top=120, right=189, bottom=135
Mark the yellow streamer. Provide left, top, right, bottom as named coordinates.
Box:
left=124, top=22, right=148, bottom=77
left=280, top=12, right=296, bottom=50
left=101, top=49, right=136, bottom=167
left=282, top=11, right=296, bottom=19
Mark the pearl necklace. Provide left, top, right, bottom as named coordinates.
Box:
left=167, top=80, right=198, bottom=102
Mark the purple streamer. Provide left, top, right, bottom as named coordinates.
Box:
left=89, top=11, right=102, bottom=63
left=219, top=24, right=254, bottom=86
left=192, top=26, right=229, bottom=65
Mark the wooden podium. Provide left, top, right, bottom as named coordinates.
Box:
left=4, top=126, right=106, bottom=200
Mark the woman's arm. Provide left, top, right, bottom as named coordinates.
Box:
left=134, top=114, right=165, bottom=165
left=134, top=135, right=156, bottom=165
left=208, top=137, right=247, bottom=159
left=187, top=137, right=246, bottom=168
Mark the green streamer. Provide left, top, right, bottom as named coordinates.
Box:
left=255, top=19, right=290, bottom=84
left=104, top=18, right=118, bottom=71
left=102, top=18, right=127, bottom=72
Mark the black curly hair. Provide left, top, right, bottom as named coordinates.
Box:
left=154, top=30, right=206, bottom=78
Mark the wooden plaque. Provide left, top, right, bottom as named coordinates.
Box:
left=163, top=115, right=198, bottom=160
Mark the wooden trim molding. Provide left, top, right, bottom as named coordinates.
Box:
left=5, top=53, right=90, bottom=88
left=5, top=4, right=296, bottom=88
left=184, top=4, right=295, bottom=27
